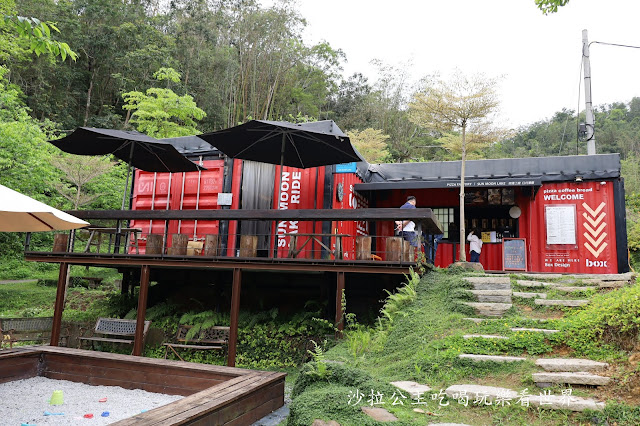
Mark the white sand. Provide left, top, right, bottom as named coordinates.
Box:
left=0, top=377, right=183, bottom=425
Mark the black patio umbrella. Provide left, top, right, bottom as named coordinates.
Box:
left=49, top=127, right=205, bottom=209
left=198, top=120, right=362, bottom=170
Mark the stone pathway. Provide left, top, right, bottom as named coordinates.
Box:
left=462, top=276, right=512, bottom=317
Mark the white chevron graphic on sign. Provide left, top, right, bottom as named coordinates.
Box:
left=582, top=212, right=606, bottom=228
left=584, top=222, right=606, bottom=238
left=581, top=202, right=607, bottom=259
left=584, top=231, right=607, bottom=248
left=583, top=202, right=605, bottom=217
left=585, top=242, right=608, bottom=258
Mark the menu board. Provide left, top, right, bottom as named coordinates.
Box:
left=545, top=205, right=576, bottom=245
left=503, top=238, right=526, bottom=271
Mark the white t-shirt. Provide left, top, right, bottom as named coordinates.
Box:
left=467, top=232, right=483, bottom=253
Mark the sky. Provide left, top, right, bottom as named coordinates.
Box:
left=286, top=0, right=640, bottom=129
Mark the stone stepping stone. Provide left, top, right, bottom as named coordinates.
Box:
left=553, top=286, right=595, bottom=293
left=463, top=334, right=508, bottom=340
left=513, top=291, right=547, bottom=299
left=462, top=317, right=501, bottom=324
left=463, top=302, right=512, bottom=316
left=535, top=299, right=589, bottom=307
left=516, top=280, right=557, bottom=288
left=533, top=371, right=611, bottom=386
left=522, top=273, right=564, bottom=279
left=535, top=358, right=609, bottom=372
left=511, top=327, right=559, bottom=334
left=459, top=354, right=526, bottom=363
left=468, top=290, right=512, bottom=303
left=361, top=406, right=397, bottom=422
left=580, top=272, right=634, bottom=281
left=464, top=276, right=511, bottom=284
left=445, top=384, right=604, bottom=411
left=390, top=380, right=432, bottom=398
left=596, top=281, right=627, bottom=289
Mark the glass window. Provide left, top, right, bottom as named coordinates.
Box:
left=433, top=208, right=455, bottom=239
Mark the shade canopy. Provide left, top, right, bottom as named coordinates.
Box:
left=198, top=120, right=363, bottom=169
left=0, top=185, right=89, bottom=232
left=49, top=127, right=204, bottom=172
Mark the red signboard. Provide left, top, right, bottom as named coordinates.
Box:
left=526, top=181, right=617, bottom=274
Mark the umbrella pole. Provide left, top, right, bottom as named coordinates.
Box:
left=273, top=135, right=286, bottom=258
left=116, top=144, right=135, bottom=253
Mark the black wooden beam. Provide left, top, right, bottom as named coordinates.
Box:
left=67, top=208, right=442, bottom=233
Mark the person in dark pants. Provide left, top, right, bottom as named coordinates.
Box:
left=395, top=195, right=418, bottom=248
left=467, top=228, right=483, bottom=263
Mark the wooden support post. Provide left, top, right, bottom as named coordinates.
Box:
left=49, top=262, right=68, bottom=346
left=335, top=271, right=345, bottom=336
left=168, top=233, right=188, bottom=255
left=228, top=268, right=242, bottom=367
left=133, top=265, right=151, bottom=356
left=356, top=236, right=372, bottom=260
left=204, top=234, right=219, bottom=256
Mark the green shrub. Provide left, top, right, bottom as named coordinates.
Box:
left=562, top=282, right=640, bottom=359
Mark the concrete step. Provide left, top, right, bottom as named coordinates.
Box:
left=513, top=291, right=547, bottom=299
left=596, top=281, right=628, bottom=289
left=535, top=299, right=589, bottom=307
left=462, top=317, right=502, bottom=324
left=511, top=327, right=559, bottom=334
left=516, top=280, right=556, bottom=288
left=580, top=272, right=634, bottom=281
left=445, top=384, right=604, bottom=411
left=462, top=334, right=508, bottom=340
left=464, top=276, right=511, bottom=284
left=459, top=354, right=526, bottom=363
left=521, top=274, right=564, bottom=279
left=468, top=290, right=512, bottom=303
left=553, top=286, right=595, bottom=293
left=463, top=302, right=512, bottom=317
left=390, top=380, right=432, bottom=399
left=535, top=358, right=609, bottom=372
left=533, top=371, right=611, bottom=386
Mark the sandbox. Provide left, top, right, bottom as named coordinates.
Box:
left=0, top=346, right=285, bottom=425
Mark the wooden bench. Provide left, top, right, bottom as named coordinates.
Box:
left=78, top=318, right=151, bottom=352
left=163, top=325, right=229, bottom=361
left=0, top=317, right=68, bottom=348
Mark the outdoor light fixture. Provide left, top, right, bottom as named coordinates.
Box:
left=575, top=176, right=583, bottom=182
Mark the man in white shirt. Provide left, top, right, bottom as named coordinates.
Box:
left=395, top=196, right=418, bottom=247
left=467, top=229, right=483, bottom=263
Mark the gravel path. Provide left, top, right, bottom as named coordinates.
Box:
left=0, top=377, right=182, bottom=425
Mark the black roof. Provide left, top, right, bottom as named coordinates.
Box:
left=160, top=135, right=220, bottom=157
left=361, top=154, right=620, bottom=189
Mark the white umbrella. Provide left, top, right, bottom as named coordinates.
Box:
left=0, top=184, right=89, bottom=232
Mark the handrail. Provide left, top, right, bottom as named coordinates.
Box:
left=66, top=208, right=443, bottom=233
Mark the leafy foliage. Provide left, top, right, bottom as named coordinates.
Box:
left=562, top=280, right=640, bottom=359
left=2, top=15, right=77, bottom=60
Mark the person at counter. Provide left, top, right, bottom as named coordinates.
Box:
left=467, top=228, right=483, bottom=263
left=395, top=195, right=419, bottom=248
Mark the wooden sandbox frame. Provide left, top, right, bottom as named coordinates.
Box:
left=0, top=346, right=285, bottom=425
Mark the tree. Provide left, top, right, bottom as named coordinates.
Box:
left=122, top=68, right=206, bottom=138
left=347, top=128, right=390, bottom=163
left=2, top=15, right=77, bottom=61
left=409, top=71, right=501, bottom=262
left=51, top=155, right=114, bottom=209
left=535, top=0, right=570, bottom=14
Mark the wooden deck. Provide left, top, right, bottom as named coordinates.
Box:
left=0, top=346, right=285, bottom=425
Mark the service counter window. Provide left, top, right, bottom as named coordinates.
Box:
left=433, top=208, right=455, bottom=239
left=464, top=188, right=519, bottom=242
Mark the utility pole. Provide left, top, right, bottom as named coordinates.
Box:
left=583, top=29, right=596, bottom=155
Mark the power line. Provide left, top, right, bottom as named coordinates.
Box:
left=590, top=41, right=640, bottom=50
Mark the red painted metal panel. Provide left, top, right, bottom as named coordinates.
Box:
left=273, top=166, right=326, bottom=258
left=527, top=181, right=617, bottom=274
left=130, top=159, right=236, bottom=255
left=434, top=242, right=503, bottom=270
left=331, top=173, right=368, bottom=260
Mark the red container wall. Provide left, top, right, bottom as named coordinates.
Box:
left=272, top=166, right=326, bottom=258
left=435, top=243, right=503, bottom=270
left=526, top=181, right=618, bottom=274
left=331, top=173, right=368, bottom=260
left=130, top=159, right=241, bottom=255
